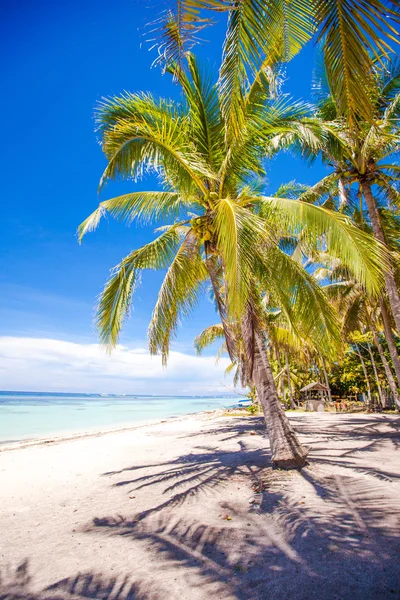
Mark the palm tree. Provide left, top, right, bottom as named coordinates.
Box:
left=299, top=56, right=400, bottom=332
left=79, top=51, right=388, bottom=468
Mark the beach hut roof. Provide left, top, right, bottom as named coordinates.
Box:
left=300, top=381, right=329, bottom=392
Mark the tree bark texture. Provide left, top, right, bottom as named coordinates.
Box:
left=355, top=344, right=372, bottom=405
left=362, top=183, right=400, bottom=334
left=320, top=355, right=333, bottom=402
left=275, top=348, right=286, bottom=401
left=285, top=351, right=297, bottom=408
left=367, top=343, right=384, bottom=406
left=380, top=299, right=400, bottom=386
left=371, top=324, right=400, bottom=410
left=205, top=257, right=237, bottom=363
left=251, top=331, right=308, bottom=468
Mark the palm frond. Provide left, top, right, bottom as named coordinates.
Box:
left=174, top=53, right=223, bottom=169
left=214, top=198, right=273, bottom=316
left=379, top=54, right=400, bottom=108
left=260, top=196, right=391, bottom=295
left=95, top=93, right=211, bottom=196
left=270, top=325, right=304, bottom=353
left=274, top=180, right=310, bottom=199
left=148, top=231, right=208, bottom=363
left=194, top=323, right=225, bottom=354
left=147, top=1, right=232, bottom=73
left=255, top=245, right=340, bottom=357
left=296, top=173, right=340, bottom=204
left=317, top=0, right=400, bottom=126
left=77, top=192, right=181, bottom=242
left=96, top=226, right=184, bottom=348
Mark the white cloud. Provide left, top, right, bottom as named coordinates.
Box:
left=0, top=337, right=237, bottom=395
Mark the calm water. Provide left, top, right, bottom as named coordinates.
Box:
left=0, top=392, right=241, bottom=444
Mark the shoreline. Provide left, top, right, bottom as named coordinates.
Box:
left=0, top=407, right=376, bottom=453
left=0, top=408, right=226, bottom=453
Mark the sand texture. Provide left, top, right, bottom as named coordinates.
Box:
left=0, top=412, right=399, bottom=600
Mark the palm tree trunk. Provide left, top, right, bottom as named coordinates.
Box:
left=338, top=177, right=349, bottom=210
left=362, top=182, right=400, bottom=333
left=206, top=262, right=308, bottom=468
left=380, top=299, right=400, bottom=385
left=275, top=348, right=286, bottom=402
left=367, top=343, right=384, bottom=406
left=251, top=330, right=308, bottom=468
left=205, top=256, right=237, bottom=363
left=371, top=324, right=400, bottom=410
left=284, top=351, right=296, bottom=408
left=355, top=343, right=372, bottom=405
left=320, top=355, right=332, bottom=402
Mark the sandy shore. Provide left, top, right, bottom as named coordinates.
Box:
left=0, top=411, right=399, bottom=600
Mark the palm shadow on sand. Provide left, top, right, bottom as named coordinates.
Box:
left=81, top=415, right=400, bottom=600
left=0, top=559, right=156, bottom=600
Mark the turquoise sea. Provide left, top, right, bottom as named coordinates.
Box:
left=0, top=391, right=242, bottom=444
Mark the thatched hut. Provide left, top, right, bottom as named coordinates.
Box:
left=300, top=382, right=329, bottom=412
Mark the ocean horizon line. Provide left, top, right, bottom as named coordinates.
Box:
left=0, top=390, right=241, bottom=398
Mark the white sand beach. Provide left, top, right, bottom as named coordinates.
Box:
left=0, top=411, right=399, bottom=600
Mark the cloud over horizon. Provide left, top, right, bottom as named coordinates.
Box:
left=0, top=337, right=236, bottom=395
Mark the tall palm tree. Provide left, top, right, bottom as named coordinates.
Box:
left=79, top=52, right=388, bottom=468
left=300, top=56, right=400, bottom=332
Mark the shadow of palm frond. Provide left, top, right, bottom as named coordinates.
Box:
left=87, top=466, right=400, bottom=600
left=103, top=442, right=272, bottom=520
left=104, top=414, right=400, bottom=506
left=85, top=414, right=400, bottom=598
left=0, top=560, right=158, bottom=600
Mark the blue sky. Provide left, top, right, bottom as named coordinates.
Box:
left=1, top=1, right=328, bottom=393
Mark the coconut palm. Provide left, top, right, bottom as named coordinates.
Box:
left=79, top=51, right=388, bottom=467
left=296, top=56, right=400, bottom=368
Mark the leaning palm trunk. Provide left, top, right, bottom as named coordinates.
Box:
left=355, top=343, right=372, bottom=405
left=241, top=304, right=308, bottom=469
left=362, top=183, right=400, bottom=333
left=320, top=355, right=332, bottom=403
left=208, top=279, right=307, bottom=467
left=204, top=263, right=307, bottom=466
left=371, top=325, right=400, bottom=410
left=275, top=348, right=286, bottom=402
left=380, top=299, right=400, bottom=386
left=205, top=257, right=237, bottom=363
left=367, top=343, right=385, bottom=407
left=251, top=332, right=308, bottom=468
left=284, top=351, right=297, bottom=409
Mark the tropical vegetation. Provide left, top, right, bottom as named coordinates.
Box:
left=79, top=1, right=400, bottom=469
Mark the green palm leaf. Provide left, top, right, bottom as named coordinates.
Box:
left=260, top=196, right=391, bottom=295
left=148, top=231, right=208, bottom=363
left=255, top=245, right=340, bottom=356
left=214, top=198, right=273, bottom=315
left=96, top=93, right=211, bottom=196
left=147, top=2, right=232, bottom=73
left=194, top=323, right=225, bottom=354
left=173, top=53, right=223, bottom=169
left=317, top=0, right=400, bottom=126
left=96, top=225, right=184, bottom=348
left=77, top=192, right=181, bottom=242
